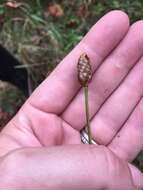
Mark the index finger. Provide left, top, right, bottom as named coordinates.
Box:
left=27, top=11, right=129, bottom=114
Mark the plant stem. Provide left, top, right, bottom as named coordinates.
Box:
left=84, top=86, right=92, bottom=144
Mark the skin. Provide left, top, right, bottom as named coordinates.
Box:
left=0, top=10, right=143, bottom=189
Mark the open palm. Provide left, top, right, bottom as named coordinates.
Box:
left=0, top=11, right=143, bottom=189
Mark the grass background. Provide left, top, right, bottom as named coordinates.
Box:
left=0, top=0, right=143, bottom=172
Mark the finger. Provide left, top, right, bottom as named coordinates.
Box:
left=1, top=145, right=142, bottom=190
left=108, top=97, right=143, bottom=162
left=62, top=21, right=143, bottom=130
left=27, top=11, right=129, bottom=115
left=90, top=56, right=143, bottom=145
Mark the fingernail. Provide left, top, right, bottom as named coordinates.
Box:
left=129, top=163, right=143, bottom=189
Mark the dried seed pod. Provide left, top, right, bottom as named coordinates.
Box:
left=77, top=53, right=92, bottom=87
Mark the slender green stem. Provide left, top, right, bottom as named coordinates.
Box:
left=84, top=87, right=92, bottom=144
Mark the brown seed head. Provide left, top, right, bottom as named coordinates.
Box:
left=77, top=53, right=92, bottom=87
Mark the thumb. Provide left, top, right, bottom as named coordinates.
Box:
left=0, top=145, right=142, bottom=190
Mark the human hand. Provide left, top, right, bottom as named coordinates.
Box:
left=0, top=11, right=143, bottom=190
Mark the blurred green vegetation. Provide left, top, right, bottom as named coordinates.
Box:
left=0, top=0, right=143, bottom=87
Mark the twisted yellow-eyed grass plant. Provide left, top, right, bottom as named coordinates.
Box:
left=77, top=53, right=92, bottom=144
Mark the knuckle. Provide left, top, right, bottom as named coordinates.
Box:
left=99, top=146, right=135, bottom=190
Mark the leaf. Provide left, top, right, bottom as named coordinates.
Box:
left=31, top=14, right=47, bottom=24
left=0, top=13, right=5, bottom=23
left=48, top=4, right=64, bottom=18
left=77, top=6, right=85, bottom=19
left=6, top=2, right=24, bottom=8
left=66, top=21, right=77, bottom=28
